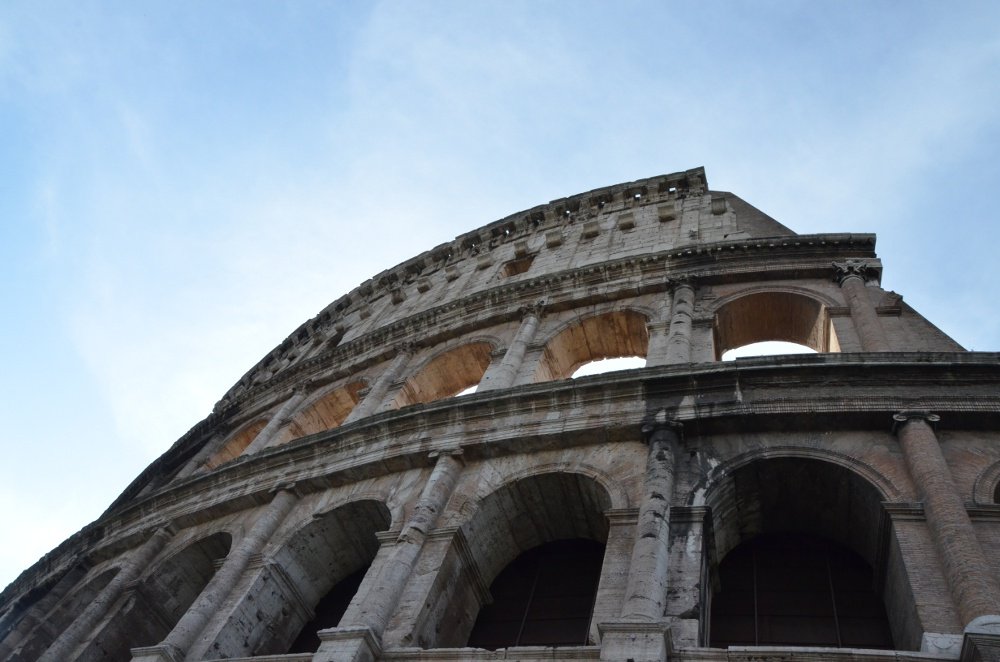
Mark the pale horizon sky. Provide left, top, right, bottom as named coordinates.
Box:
left=2, top=1, right=999, bottom=590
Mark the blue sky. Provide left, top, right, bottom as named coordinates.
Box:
left=2, top=1, right=999, bottom=589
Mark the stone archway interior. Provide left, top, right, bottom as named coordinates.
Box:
left=710, top=532, right=893, bottom=649
left=705, top=458, right=906, bottom=650
left=205, top=420, right=268, bottom=469
left=713, top=291, right=836, bottom=359
left=394, top=342, right=494, bottom=407
left=467, top=538, right=605, bottom=649
left=275, top=500, right=391, bottom=653
left=535, top=311, right=649, bottom=382
left=276, top=381, right=366, bottom=444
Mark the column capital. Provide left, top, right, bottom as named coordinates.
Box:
left=666, top=275, right=695, bottom=291
left=269, top=482, right=304, bottom=498
left=640, top=416, right=683, bottom=444
left=833, top=258, right=878, bottom=285
left=518, top=300, right=546, bottom=319
left=893, top=410, right=941, bottom=433
left=428, top=447, right=464, bottom=464
left=394, top=340, right=418, bottom=357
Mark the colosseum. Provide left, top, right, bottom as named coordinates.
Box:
left=2, top=166, right=999, bottom=662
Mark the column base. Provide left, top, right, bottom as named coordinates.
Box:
left=313, top=625, right=383, bottom=662
left=130, top=644, right=184, bottom=662
left=598, top=619, right=672, bottom=662
left=922, top=632, right=963, bottom=658
left=961, top=616, right=1000, bottom=662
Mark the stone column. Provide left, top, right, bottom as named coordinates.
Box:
left=315, top=450, right=464, bottom=662
left=664, top=279, right=695, bottom=364
left=621, top=420, right=680, bottom=619
left=135, top=487, right=299, bottom=662
left=834, top=259, right=889, bottom=352
left=38, top=526, right=174, bottom=662
left=599, top=420, right=678, bottom=662
left=478, top=305, right=542, bottom=391
left=893, top=411, right=1000, bottom=630
left=645, top=289, right=674, bottom=368
left=343, top=344, right=414, bottom=424
left=244, top=387, right=309, bottom=454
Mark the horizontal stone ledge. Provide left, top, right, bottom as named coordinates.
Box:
left=95, top=354, right=1000, bottom=538
left=381, top=645, right=600, bottom=660
left=674, top=646, right=952, bottom=661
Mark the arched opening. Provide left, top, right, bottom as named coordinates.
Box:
left=704, top=458, right=909, bottom=650
left=467, top=538, right=604, bottom=649
left=274, top=381, right=366, bottom=444
left=6, top=568, right=119, bottom=661
left=536, top=311, right=649, bottom=382
left=713, top=291, right=838, bottom=361
left=287, top=567, right=369, bottom=653
left=204, top=419, right=267, bottom=470
left=711, top=532, right=892, bottom=648
left=406, top=472, right=613, bottom=649
left=77, top=532, right=232, bottom=662
left=268, top=500, right=391, bottom=655
left=994, top=480, right=1000, bottom=504
left=394, top=342, right=493, bottom=408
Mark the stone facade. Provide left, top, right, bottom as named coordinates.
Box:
left=2, top=167, right=1000, bottom=662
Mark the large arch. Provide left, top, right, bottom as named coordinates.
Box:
left=274, top=380, right=366, bottom=444
left=204, top=499, right=392, bottom=657
left=406, top=471, right=614, bottom=649
left=5, top=567, right=118, bottom=662
left=712, top=289, right=838, bottom=360
left=972, top=458, right=1000, bottom=505
left=75, top=532, right=232, bottom=662
left=204, top=419, right=268, bottom=470
left=534, top=310, right=649, bottom=382
left=701, top=456, right=914, bottom=651
left=393, top=341, right=495, bottom=408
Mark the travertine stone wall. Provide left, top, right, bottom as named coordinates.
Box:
left=3, top=168, right=998, bottom=662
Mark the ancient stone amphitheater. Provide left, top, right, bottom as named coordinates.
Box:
left=3, top=167, right=1000, bottom=662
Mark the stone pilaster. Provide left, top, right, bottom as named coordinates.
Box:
left=244, top=386, right=309, bottom=454
left=343, top=343, right=414, bottom=424
left=620, top=420, right=680, bottom=620
left=664, top=279, right=695, bottom=364
left=894, top=412, right=1000, bottom=630
left=39, top=525, right=174, bottom=662
left=645, top=289, right=674, bottom=368
left=139, top=487, right=299, bottom=662
left=478, top=304, right=542, bottom=391
left=834, top=259, right=889, bottom=352
left=599, top=419, right=678, bottom=661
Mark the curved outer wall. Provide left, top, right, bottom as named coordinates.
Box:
left=3, top=166, right=1000, bottom=662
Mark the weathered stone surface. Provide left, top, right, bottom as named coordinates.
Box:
left=2, top=167, right=998, bottom=662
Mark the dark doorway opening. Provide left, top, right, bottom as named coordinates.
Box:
left=467, top=538, right=604, bottom=649
left=288, top=566, right=369, bottom=653
left=710, top=532, right=893, bottom=649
